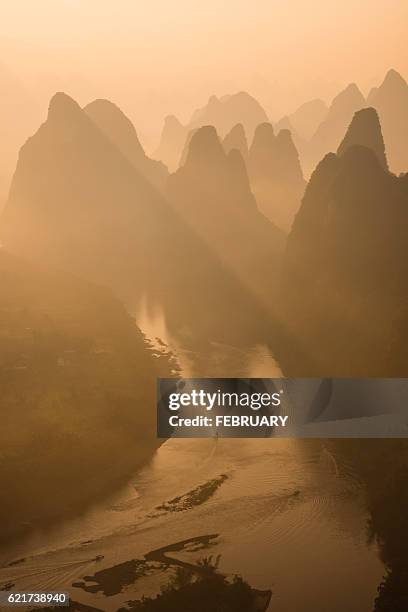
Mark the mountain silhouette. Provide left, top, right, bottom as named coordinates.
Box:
left=247, top=122, right=306, bottom=231
left=222, top=123, right=249, bottom=159
left=1, top=92, right=178, bottom=302
left=337, top=107, right=388, bottom=169
left=282, top=107, right=408, bottom=375
left=367, top=69, right=408, bottom=174
left=274, top=115, right=293, bottom=133
left=178, top=127, right=198, bottom=168
left=290, top=70, right=408, bottom=178
left=276, top=98, right=328, bottom=141
left=304, top=83, right=365, bottom=175
left=274, top=115, right=307, bottom=158
left=1, top=92, right=275, bottom=343
left=189, top=92, right=268, bottom=139
left=153, top=114, right=188, bottom=172
left=84, top=99, right=168, bottom=190
left=166, top=125, right=285, bottom=312
left=155, top=91, right=268, bottom=172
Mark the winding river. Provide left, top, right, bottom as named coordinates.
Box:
left=0, top=304, right=384, bottom=611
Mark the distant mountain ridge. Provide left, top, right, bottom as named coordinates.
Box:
left=154, top=91, right=268, bottom=171
left=189, top=92, right=268, bottom=138
left=281, top=107, right=408, bottom=376
left=275, top=98, right=328, bottom=148
left=166, top=124, right=285, bottom=314
left=367, top=69, right=408, bottom=174
left=337, top=107, right=387, bottom=169
left=1, top=92, right=175, bottom=301
left=297, top=69, right=408, bottom=177
left=1, top=91, right=281, bottom=343
left=302, top=83, right=365, bottom=174
left=84, top=98, right=168, bottom=191
left=222, top=123, right=249, bottom=159
left=247, top=122, right=306, bottom=231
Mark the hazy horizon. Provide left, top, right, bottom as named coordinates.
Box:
left=1, top=0, right=408, bottom=150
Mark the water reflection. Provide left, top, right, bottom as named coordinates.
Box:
left=135, top=293, right=282, bottom=378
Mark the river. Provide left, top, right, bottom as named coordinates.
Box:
left=0, top=303, right=384, bottom=611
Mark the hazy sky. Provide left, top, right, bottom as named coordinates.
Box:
left=1, top=0, right=408, bottom=149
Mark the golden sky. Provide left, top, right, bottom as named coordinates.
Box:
left=1, top=0, right=407, bottom=149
